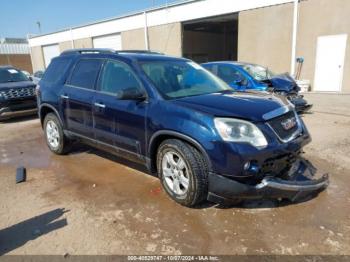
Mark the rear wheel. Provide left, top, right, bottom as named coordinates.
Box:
left=44, top=113, right=71, bottom=155
left=157, top=139, right=208, bottom=207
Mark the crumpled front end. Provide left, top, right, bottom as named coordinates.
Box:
left=207, top=158, right=329, bottom=204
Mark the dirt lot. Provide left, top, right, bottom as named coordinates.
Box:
left=0, top=93, right=350, bottom=255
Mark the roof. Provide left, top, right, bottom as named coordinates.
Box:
left=60, top=48, right=164, bottom=56
left=202, top=61, right=261, bottom=67
left=117, top=52, right=187, bottom=62
left=0, top=38, right=28, bottom=44
left=58, top=48, right=188, bottom=62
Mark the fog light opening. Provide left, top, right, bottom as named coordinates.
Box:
left=244, top=161, right=251, bottom=171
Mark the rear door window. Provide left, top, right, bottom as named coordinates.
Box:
left=68, top=59, right=103, bottom=90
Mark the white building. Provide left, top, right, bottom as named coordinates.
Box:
left=28, top=0, right=350, bottom=93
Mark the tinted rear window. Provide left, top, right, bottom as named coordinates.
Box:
left=68, top=59, right=103, bottom=90
left=42, top=57, right=71, bottom=83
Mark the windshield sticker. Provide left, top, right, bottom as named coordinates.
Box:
left=8, top=69, right=18, bottom=74
left=187, top=62, right=203, bottom=70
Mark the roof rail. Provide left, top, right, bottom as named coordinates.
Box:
left=117, top=50, right=164, bottom=55
left=60, top=48, right=164, bottom=56
left=60, top=48, right=116, bottom=56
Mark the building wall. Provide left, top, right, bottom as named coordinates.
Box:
left=59, top=41, right=73, bottom=52
left=238, top=3, right=294, bottom=74
left=297, top=0, right=350, bottom=92
left=0, top=54, right=33, bottom=73
left=74, top=37, right=93, bottom=49
left=28, top=0, right=294, bottom=47
left=148, top=22, right=182, bottom=56
left=121, top=28, right=146, bottom=50
left=30, top=46, right=45, bottom=72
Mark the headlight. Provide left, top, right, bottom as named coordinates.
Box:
left=214, top=118, right=268, bottom=148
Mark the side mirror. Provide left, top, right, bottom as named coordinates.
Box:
left=28, top=76, right=33, bottom=81
left=116, top=87, right=146, bottom=101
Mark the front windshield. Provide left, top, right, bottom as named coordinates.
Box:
left=0, top=68, right=29, bottom=83
left=140, top=60, right=230, bottom=99
left=241, top=64, right=275, bottom=81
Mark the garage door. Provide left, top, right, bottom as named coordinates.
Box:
left=93, top=34, right=122, bottom=50
left=42, top=44, right=60, bottom=68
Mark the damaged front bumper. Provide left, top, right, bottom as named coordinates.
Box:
left=289, top=95, right=313, bottom=114
left=207, top=159, right=329, bottom=204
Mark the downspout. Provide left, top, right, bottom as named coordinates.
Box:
left=290, top=0, right=299, bottom=76
left=27, top=34, right=35, bottom=73
left=70, top=28, right=75, bottom=49
left=144, top=11, right=149, bottom=50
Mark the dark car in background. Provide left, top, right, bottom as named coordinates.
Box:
left=37, top=49, right=328, bottom=207
left=0, top=66, right=37, bottom=120
left=202, top=62, right=312, bottom=114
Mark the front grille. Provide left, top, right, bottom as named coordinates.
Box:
left=0, top=87, right=36, bottom=99
left=261, top=153, right=297, bottom=175
left=267, top=111, right=301, bottom=142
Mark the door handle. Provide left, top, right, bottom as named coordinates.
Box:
left=94, top=102, right=106, bottom=108
left=60, top=95, right=69, bottom=99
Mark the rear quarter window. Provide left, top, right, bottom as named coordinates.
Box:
left=41, top=57, right=72, bottom=84
left=67, top=59, right=103, bottom=90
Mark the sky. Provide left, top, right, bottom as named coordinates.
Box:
left=0, top=0, right=181, bottom=38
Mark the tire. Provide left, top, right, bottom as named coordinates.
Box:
left=44, top=113, right=71, bottom=155
left=157, top=139, right=208, bottom=207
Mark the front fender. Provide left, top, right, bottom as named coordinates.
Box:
left=146, top=101, right=218, bottom=172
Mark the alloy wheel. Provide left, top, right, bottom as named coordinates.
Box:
left=46, top=120, right=60, bottom=149
left=161, top=151, right=190, bottom=195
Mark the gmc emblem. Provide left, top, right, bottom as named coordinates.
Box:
left=281, top=117, right=297, bottom=130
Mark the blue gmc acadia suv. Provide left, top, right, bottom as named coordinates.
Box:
left=37, top=49, right=328, bottom=207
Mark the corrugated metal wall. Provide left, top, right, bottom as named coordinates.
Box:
left=0, top=43, right=30, bottom=54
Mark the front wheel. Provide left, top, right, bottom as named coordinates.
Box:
left=44, top=113, right=72, bottom=155
left=157, top=139, right=208, bottom=207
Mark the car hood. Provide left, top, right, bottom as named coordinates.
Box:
left=268, top=73, right=300, bottom=92
left=0, top=81, right=36, bottom=90
left=172, top=91, right=290, bottom=122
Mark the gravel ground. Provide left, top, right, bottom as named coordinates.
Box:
left=0, top=93, right=349, bottom=255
